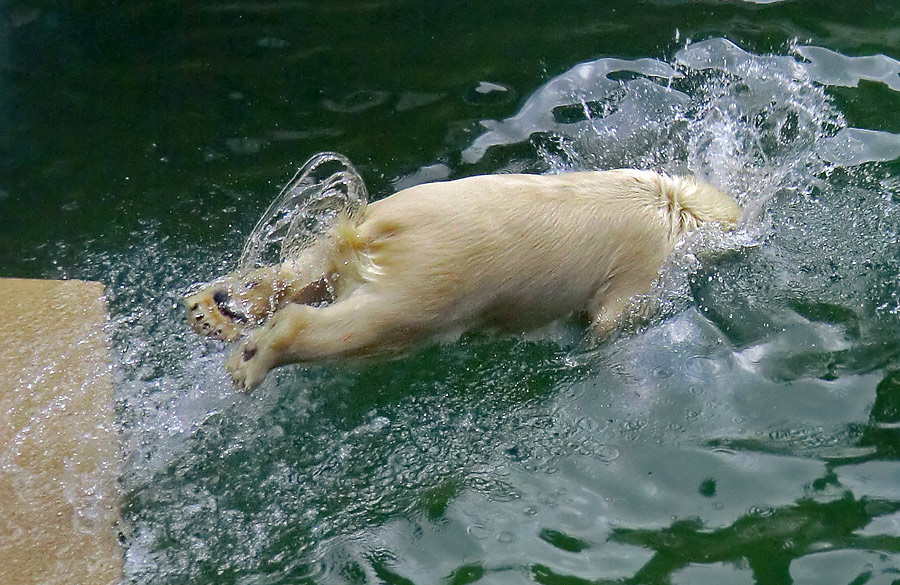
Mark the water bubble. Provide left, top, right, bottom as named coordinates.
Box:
left=496, top=531, right=516, bottom=543
left=465, top=81, right=517, bottom=106
left=596, top=445, right=621, bottom=462
left=622, top=419, right=647, bottom=431
left=467, top=523, right=489, bottom=540
left=538, top=493, right=559, bottom=507
left=749, top=505, right=775, bottom=517
left=651, top=365, right=674, bottom=379
left=684, top=356, right=723, bottom=380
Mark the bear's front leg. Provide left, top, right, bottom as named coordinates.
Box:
left=225, top=303, right=304, bottom=391
left=225, top=291, right=415, bottom=390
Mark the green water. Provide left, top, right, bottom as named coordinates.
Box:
left=4, top=1, right=900, bottom=584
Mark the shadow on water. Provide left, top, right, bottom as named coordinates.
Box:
left=466, top=365, right=900, bottom=585
left=531, top=493, right=900, bottom=585
left=692, top=251, right=900, bottom=384
left=850, top=370, right=900, bottom=463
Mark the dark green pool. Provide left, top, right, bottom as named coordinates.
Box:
left=4, top=1, right=900, bottom=583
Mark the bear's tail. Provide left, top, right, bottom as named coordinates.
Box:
left=327, top=215, right=382, bottom=286
left=650, top=173, right=742, bottom=239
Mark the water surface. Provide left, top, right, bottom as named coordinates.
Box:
left=3, top=2, right=900, bottom=584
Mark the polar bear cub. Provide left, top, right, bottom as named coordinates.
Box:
left=186, top=169, right=741, bottom=390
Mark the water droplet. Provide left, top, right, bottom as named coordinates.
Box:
left=749, top=505, right=775, bottom=517
left=467, top=523, right=489, bottom=540
left=497, top=531, right=515, bottom=543
left=464, top=81, right=516, bottom=105
left=596, top=445, right=620, bottom=462
left=652, top=365, right=674, bottom=378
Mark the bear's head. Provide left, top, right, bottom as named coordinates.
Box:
left=184, top=266, right=289, bottom=342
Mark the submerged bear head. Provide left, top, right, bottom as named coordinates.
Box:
left=184, top=266, right=288, bottom=342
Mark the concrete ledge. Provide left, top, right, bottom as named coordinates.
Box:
left=0, top=279, right=122, bottom=585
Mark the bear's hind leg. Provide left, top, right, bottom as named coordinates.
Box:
left=587, top=267, right=660, bottom=341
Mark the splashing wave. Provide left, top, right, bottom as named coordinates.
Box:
left=112, top=38, right=900, bottom=583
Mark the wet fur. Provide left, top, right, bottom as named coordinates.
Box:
left=185, top=169, right=741, bottom=390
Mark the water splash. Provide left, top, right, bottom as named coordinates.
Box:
left=79, top=38, right=900, bottom=584
left=464, top=37, right=900, bottom=347
left=239, top=152, right=368, bottom=273
left=465, top=38, right=900, bottom=197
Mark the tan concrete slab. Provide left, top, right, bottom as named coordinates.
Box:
left=0, top=278, right=122, bottom=585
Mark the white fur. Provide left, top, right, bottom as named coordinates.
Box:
left=192, top=169, right=740, bottom=390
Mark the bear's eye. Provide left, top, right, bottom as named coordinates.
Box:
left=244, top=280, right=260, bottom=290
